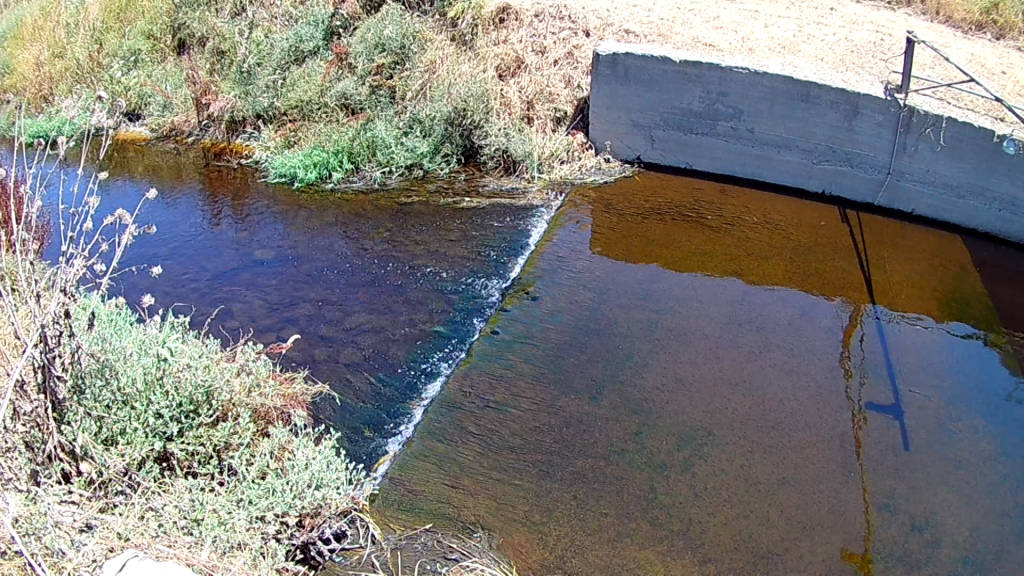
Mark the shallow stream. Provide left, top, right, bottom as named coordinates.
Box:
left=33, top=142, right=1024, bottom=574
left=37, top=142, right=555, bottom=467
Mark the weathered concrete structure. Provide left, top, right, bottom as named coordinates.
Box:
left=589, top=41, right=1024, bottom=244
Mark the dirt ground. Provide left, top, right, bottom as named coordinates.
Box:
left=503, top=0, right=1024, bottom=136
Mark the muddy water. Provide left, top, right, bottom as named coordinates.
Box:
left=35, top=142, right=554, bottom=467
left=376, top=172, right=1024, bottom=575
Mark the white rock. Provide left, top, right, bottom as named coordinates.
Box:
left=99, top=550, right=196, bottom=576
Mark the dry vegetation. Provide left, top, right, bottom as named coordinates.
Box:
left=0, top=0, right=1021, bottom=187
left=0, top=0, right=626, bottom=187
left=893, top=0, right=1023, bottom=39
left=498, top=0, right=1024, bottom=134
left=319, top=524, right=518, bottom=576
left=0, top=109, right=375, bottom=575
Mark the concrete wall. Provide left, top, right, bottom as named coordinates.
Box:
left=589, top=42, right=1024, bottom=244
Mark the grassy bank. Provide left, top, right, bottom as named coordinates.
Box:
left=0, top=119, right=372, bottom=574
left=0, top=0, right=616, bottom=187
left=0, top=114, right=516, bottom=575
left=2, top=292, right=372, bottom=574
left=0, top=1, right=1018, bottom=189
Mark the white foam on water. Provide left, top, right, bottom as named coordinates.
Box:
left=373, top=195, right=563, bottom=480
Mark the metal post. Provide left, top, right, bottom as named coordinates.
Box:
left=899, top=31, right=916, bottom=95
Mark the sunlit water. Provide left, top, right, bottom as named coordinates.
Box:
left=28, top=141, right=556, bottom=468
left=376, top=172, right=1024, bottom=575
left=20, top=140, right=1024, bottom=574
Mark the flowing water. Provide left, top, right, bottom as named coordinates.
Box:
left=375, top=172, right=1024, bottom=575
left=32, top=141, right=556, bottom=468
left=26, top=141, right=1024, bottom=574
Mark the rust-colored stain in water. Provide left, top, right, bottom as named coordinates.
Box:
left=839, top=304, right=874, bottom=576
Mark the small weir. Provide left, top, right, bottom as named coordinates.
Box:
left=377, top=198, right=560, bottom=477
left=39, top=141, right=558, bottom=468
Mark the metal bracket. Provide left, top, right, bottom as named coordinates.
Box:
left=893, top=30, right=1024, bottom=129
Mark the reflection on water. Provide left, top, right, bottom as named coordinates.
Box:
left=839, top=304, right=874, bottom=576
left=376, top=172, right=1024, bottom=575
left=841, top=207, right=910, bottom=453
left=35, top=142, right=551, bottom=467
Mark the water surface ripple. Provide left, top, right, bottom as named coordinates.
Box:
left=35, top=142, right=555, bottom=468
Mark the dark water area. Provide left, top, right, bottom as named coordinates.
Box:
left=376, top=172, right=1024, bottom=575
left=28, top=141, right=552, bottom=468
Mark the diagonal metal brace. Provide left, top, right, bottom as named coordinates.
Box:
left=895, top=30, right=1024, bottom=129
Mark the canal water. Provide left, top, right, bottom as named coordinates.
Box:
left=32, top=142, right=1024, bottom=574
left=375, top=172, right=1024, bottom=575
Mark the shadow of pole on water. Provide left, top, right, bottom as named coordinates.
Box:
left=840, top=207, right=911, bottom=452
left=836, top=205, right=919, bottom=575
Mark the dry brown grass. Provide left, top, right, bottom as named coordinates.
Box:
left=892, top=0, right=1023, bottom=39
left=478, top=3, right=593, bottom=137
left=1, top=0, right=174, bottom=108
left=486, top=0, right=1024, bottom=136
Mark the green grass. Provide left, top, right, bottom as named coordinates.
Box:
left=260, top=5, right=486, bottom=185
left=259, top=3, right=560, bottom=185
left=68, top=295, right=285, bottom=479
left=349, top=3, right=428, bottom=84
left=0, top=105, right=90, bottom=139
left=262, top=110, right=462, bottom=186
left=0, top=0, right=594, bottom=187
